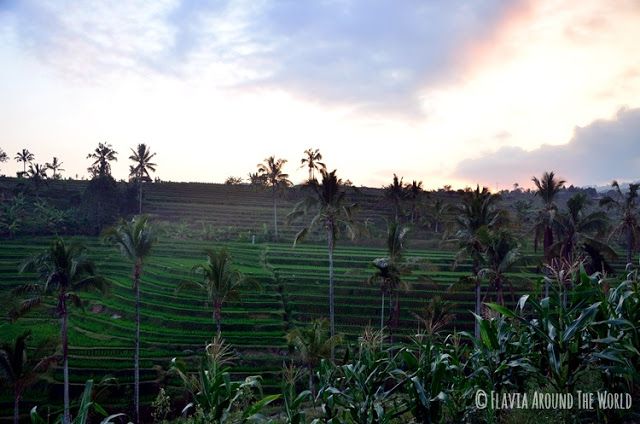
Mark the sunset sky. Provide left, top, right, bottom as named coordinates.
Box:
left=1, top=1, right=639, bottom=189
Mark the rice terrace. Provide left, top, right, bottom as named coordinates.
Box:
left=2, top=2, right=640, bottom=423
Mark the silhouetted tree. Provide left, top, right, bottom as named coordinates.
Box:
left=14, top=149, right=34, bottom=177
left=129, top=143, right=157, bottom=214
left=257, top=156, right=291, bottom=240
left=87, top=142, right=117, bottom=177
left=300, top=148, right=326, bottom=182
left=600, top=181, right=640, bottom=265
left=46, top=157, right=65, bottom=180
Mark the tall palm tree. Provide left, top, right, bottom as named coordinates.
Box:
left=46, top=157, right=65, bottom=180
left=405, top=180, right=424, bottom=224
left=477, top=228, right=522, bottom=306
left=103, top=216, right=156, bottom=424
left=257, top=156, right=291, bottom=241
left=87, top=142, right=117, bottom=177
left=12, top=238, right=108, bottom=424
left=532, top=171, right=565, bottom=261
left=286, top=319, right=341, bottom=395
left=427, top=198, right=450, bottom=234
left=300, top=148, right=326, bottom=182
left=384, top=174, right=406, bottom=222
left=600, top=181, right=640, bottom=265
left=368, top=222, right=410, bottom=340
left=288, top=169, right=358, bottom=360
left=14, top=149, right=34, bottom=177
left=454, top=185, right=504, bottom=337
left=0, top=331, right=58, bottom=424
left=177, top=248, right=254, bottom=334
left=552, top=192, right=615, bottom=273
left=129, top=144, right=157, bottom=214
left=27, top=163, right=48, bottom=192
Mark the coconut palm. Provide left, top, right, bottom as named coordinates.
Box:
left=129, top=143, right=157, bottom=214
left=288, top=169, right=358, bottom=360
left=0, top=148, right=8, bottom=172
left=368, top=222, right=411, bottom=340
left=87, top=142, right=117, bottom=178
left=12, top=238, right=108, bottom=424
left=453, top=185, right=504, bottom=337
left=477, top=228, right=522, bottom=305
left=384, top=174, right=406, bottom=222
left=300, top=148, right=326, bottom=182
left=46, top=157, right=65, bottom=180
left=14, top=149, right=34, bottom=177
left=286, top=319, right=341, bottom=395
left=552, top=192, right=615, bottom=273
left=600, top=181, right=640, bottom=265
left=532, top=171, right=565, bottom=261
left=27, top=163, right=48, bottom=192
left=257, top=156, right=291, bottom=240
left=177, top=248, right=255, bottom=334
left=405, top=180, right=424, bottom=223
left=0, top=331, right=58, bottom=424
left=426, top=198, right=450, bottom=234
left=103, top=215, right=156, bottom=424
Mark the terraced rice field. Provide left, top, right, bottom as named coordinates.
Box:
left=0, top=235, right=544, bottom=417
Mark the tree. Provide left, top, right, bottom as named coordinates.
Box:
left=257, top=156, right=291, bottom=240
left=600, top=181, right=640, bottom=265
left=453, top=185, right=504, bottom=337
left=14, top=149, right=34, bottom=177
left=426, top=198, right=450, bottom=234
left=286, top=319, right=341, bottom=395
left=552, top=192, right=615, bottom=273
left=12, top=238, right=108, bottom=424
left=405, top=180, right=424, bottom=224
left=0, top=331, right=58, bottom=424
left=129, top=143, right=157, bottom=214
left=103, top=216, right=156, bottom=424
left=247, top=172, right=266, bottom=187
left=532, top=171, right=565, bottom=261
left=27, top=163, right=48, bottom=192
left=288, top=169, right=358, bottom=360
left=477, top=228, right=522, bottom=305
left=177, top=248, right=255, bottom=334
left=87, top=142, right=117, bottom=177
left=46, top=157, right=65, bottom=180
left=368, top=222, right=410, bottom=341
left=384, top=174, right=406, bottom=222
left=300, top=148, right=326, bottom=182
left=0, top=148, right=8, bottom=173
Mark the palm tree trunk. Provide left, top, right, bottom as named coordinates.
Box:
left=13, top=391, right=19, bottom=424
left=388, top=292, right=395, bottom=344
left=134, top=262, right=141, bottom=424
left=308, top=366, right=315, bottom=397
left=215, top=302, right=222, bottom=335
left=138, top=180, right=143, bottom=214
left=62, top=308, right=70, bottom=424
left=627, top=227, right=633, bottom=266
left=473, top=258, right=480, bottom=339
left=273, top=187, right=278, bottom=241
left=380, top=291, right=385, bottom=335
left=328, top=222, right=335, bottom=362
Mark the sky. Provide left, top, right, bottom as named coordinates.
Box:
left=1, top=0, right=639, bottom=189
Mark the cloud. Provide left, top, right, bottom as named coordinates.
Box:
left=453, top=107, right=640, bottom=188
left=0, top=0, right=526, bottom=116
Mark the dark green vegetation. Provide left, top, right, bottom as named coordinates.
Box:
left=1, top=155, right=639, bottom=422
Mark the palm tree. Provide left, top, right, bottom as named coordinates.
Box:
left=0, top=331, right=58, bottom=424
left=0, top=148, right=8, bottom=173
left=477, top=228, right=522, bottom=305
left=453, top=185, right=504, bottom=337
left=103, top=216, right=156, bottom=424
left=177, top=248, right=255, bottom=334
left=257, top=156, right=291, bottom=240
left=129, top=143, right=157, bottom=214
left=27, top=163, right=48, bottom=192
left=14, top=149, right=34, bottom=177
left=532, top=171, right=566, bottom=261
left=600, top=181, right=640, bottom=265
left=405, top=180, right=424, bottom=224
left=12, top=238, right=108, bottom=424
left=552, top=192, right=615, bottom=273
left=368, top=222, right=410, bottom=341
left=87, top=142, right=118, bottom=177
left=384, top=174, right=406, bottom=222
left=288, top=169, right=358, bottom=360
left=300, top=148, right=326, bottom=182
left=46, top=157, right=65, bottom=180
left=427, top=198, right=450, bottom=234
left=286, top=319, right=341, bottom=395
